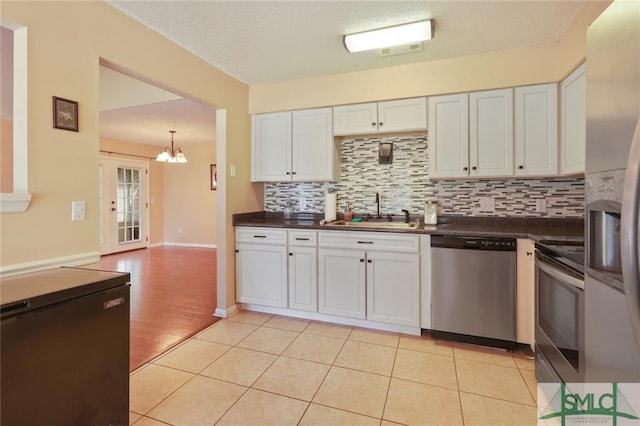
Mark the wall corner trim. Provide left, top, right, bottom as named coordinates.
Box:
left=214, top=304, right=240, bottom=319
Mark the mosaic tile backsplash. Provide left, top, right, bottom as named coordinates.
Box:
left=265, top=135, right=585, bottom=218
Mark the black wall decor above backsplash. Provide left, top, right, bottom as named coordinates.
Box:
left=265, top=135, right=584, bottom=218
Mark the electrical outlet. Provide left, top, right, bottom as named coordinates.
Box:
left=480, top=197, right=495, bottom=212
left=299, top=197, right=307, bottom=211
left=71, top=201, right=86, bottom=222
left=536, top=199, right=547, bottom=213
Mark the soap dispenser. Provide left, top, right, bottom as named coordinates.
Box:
left=424, top=197, right=438, bottom=225
left=344, top=205, right=354, bottom=222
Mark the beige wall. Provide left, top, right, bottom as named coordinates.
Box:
left=1, top=118, right=12, bottom=193
left=99, top=137, right=165, bottom=245
left=163, top=142, right=217, bottom=245
left=1, top=1, right=260, bottom=310
left=557, top=1, right=611, bottom=79
left=249, top=2, right=610, bottom=114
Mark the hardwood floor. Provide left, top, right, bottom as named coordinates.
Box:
left=90, top=246, right=219, bottom=371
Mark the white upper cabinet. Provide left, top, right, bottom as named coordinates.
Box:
left=333, top=97, right=427, bottom=136
left=514, top=83, right=559, bottom=176
left=251, top=112, right=291, bottom=182
left=428, top=93, right=469, bottom=178
left=292, top=108, right=337, bottom=181
left=377, top=97, right=428, bottom=133
left=332, top=102, right=378, bottom=135
left=252, top=107, right=337, bottom=182
left=559, top=63, right=586, bottom=175
left=469, top=89, right=514, bottom=177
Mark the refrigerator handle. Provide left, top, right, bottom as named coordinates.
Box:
left=622, top=116, right=640, bottom=351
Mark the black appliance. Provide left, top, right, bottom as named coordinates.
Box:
left=1, top=267, right=131, bottom=426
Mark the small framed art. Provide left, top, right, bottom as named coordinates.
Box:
left=53, top=96, right=78, bottom=132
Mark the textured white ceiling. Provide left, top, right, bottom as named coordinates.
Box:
left=107, top=0, right=589, bottom=85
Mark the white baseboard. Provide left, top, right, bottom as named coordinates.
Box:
left=0, top=251, right=101, bottom=277
left=214, top=304, right=240, bottom=319
left=149, top=242, right=164, bottom=248
left=239, top=304, right=422, bottom=336
left=163, top=242, right=217, bottom=249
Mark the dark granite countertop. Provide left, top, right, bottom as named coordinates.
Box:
left=233, top=211, right=584, bottom=242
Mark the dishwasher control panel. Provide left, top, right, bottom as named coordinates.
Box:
left=431, top=235, right=516, bottom=251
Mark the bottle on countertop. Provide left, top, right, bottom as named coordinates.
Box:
left=344, top=205, right=354, bottom=222
left=424, top=197, right=438, bottom=225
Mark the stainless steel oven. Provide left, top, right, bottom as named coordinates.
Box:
left=535, top=242, right=585, bottom=383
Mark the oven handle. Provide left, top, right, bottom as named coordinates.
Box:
left=538, top=260, right=584, bottom=291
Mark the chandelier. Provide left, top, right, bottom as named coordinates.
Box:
left=156, top=130, right=187, bottom=163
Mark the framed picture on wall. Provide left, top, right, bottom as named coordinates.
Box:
left=210, top=164, right=217, bottom=190
left=52, top=96, right=79, bottom=132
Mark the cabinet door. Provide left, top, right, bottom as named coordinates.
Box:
left=333, top=103, right=378, bottom=136
left=366, top=251, right=420, bottom=327
left=292, top=108, right=336, bottom=181
left=514, top=84, right=558, bottom=176
left=428, top=93, right=469, bottom=178
left=560, top=63, right=586, bottom=175
left=516, top=239, right=535, bottom=346
left=251, top=112, right=292, bottom=182
left=318, top=248, right=366, bottom=319
left=288, top=246, right=317, bottom=312
left=236, top=243, right=288, bottom=307
left=377, top=97, right=427, bottom=133
left=469, top=89, right=514, bottom=177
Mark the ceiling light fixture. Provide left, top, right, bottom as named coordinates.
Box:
left=156, top=130, right=187, bottom=163
left=344, top=19, right=433, bottom=53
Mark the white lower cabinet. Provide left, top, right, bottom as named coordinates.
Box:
left=318, top=248, right=367, bottom=319
left=288, top=231, right=318, bottom=312
left=235, top=228, right=288, bottom=308
left=318, top=231, right=420, bottom=326
left=235, top=227, right=421, bottom=330
left=366, top=251, right=420, bottom=327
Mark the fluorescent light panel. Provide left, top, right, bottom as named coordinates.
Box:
left=344, top=20, right=432, bottom=53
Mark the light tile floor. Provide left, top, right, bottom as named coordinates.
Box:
left=129, top=310, right=537, bottom=426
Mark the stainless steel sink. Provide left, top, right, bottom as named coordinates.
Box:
left=327, top=220, right=418, bottom=229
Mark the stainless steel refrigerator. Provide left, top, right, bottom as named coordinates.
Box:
left=584, top=0, right=640, bottom=382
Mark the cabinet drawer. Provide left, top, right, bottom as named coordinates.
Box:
left=235, top=227, right=287, bottom=244
left=288, top=230, right=317, bottom=246
left=318, top=231, right=419, bottom=253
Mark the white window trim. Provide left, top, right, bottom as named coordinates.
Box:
left=1, top=24, right=31, bottom=214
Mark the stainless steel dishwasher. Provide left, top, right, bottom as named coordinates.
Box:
left=431, top=235, right=517, bottom=349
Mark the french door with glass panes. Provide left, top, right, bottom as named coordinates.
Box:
left=99, top=157, right=149, bottom=254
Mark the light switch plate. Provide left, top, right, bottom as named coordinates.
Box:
left=71, top=201, right=86, bottom=222
left=480, top=197, right=495, bottom=212
left=536, top=199, right=547, bottom=213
